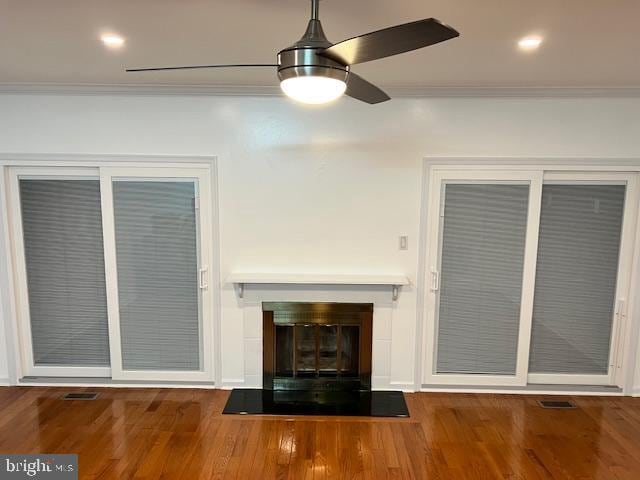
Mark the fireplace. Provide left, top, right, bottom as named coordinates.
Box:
left=223, top=300, right=408, bottom=417
left=263, top=302, right=373, bottom=391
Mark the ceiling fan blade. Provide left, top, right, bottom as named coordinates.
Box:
left=345, top=73, right=390, bottom=104
left=126, top=63, right=277, bottom=72
left=319, top=18, right=459, bottom=66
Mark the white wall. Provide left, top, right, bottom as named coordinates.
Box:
left=0, top=283, right=9, bottom=383
left=1, top=93, right=640, bottom=390
left=635, top=337, right=640, bottom=395
left=0, top=173, right=14, bottom=383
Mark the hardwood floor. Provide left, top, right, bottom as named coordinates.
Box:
left=0, top=387, right=639, bottom=479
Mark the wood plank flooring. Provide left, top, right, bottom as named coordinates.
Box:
left=0, top=387, right=639, bottom=479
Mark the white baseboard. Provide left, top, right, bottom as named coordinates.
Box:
left=7, top=377, right=629, bottom=396
left=21, top=382, right=218, bottom=389
left=220, top=379, right=246, bottom=389
left=421, top=386, right=624, bottom=396
left=6, top=377, right=417, bottom=392
left=387, top=382, right=418, bottom=392
left=19, top=383, right=219, bottom=389
left=17, top=377, right=217, bottom=389
left=631, top=387, right=640, bottom=397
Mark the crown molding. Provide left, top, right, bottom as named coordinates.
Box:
left=0, top=83, right=282, bottom=97
left=391, top=86, right=640, bottom=98
left=1, top=82, right=640, bottom=98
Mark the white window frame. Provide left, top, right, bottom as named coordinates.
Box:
left=419, top=160, right=640, bottom=394
left=100, top=166, right=214, bottom=382
left=1, top=154, right=220, bottom=386
left=422, top=169, right=543, bottom=386
left=527, top=171, right=640, bottom=386
left=7, top=166, right=111, bottom=377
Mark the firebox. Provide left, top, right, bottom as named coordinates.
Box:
left=263, top=302, right=373, bottom=391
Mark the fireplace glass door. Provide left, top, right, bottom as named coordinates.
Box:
left=264, top=303, right=372, bottom=391
left=273, top=324, right=360, bottom=382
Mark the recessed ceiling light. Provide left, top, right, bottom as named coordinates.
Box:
left=101, top=33, right=125, bottom=48
left=518, top=36, right=543, bottom=51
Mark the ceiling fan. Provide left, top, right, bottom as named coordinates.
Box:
left=126, top=0, right=459, bottom=105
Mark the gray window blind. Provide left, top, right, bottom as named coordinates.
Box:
left=529, top=185, right=625, bottom=375
left=113, top=181, right=201, bottom=371
left=436, top=184, right=529, bottom=375
left=20, top=179, right=110, bottom=367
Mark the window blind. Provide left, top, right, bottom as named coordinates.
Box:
left=112, top=181, right=201, bottom=371
left=529, top=185, right=625, bottom=375
left=20, top=179, right=110, bottom=367
left=436, top=184, right=529, bottom=375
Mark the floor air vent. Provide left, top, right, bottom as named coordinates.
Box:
left=538, top=400, right=576, bottom=409
left=62, top=392, right=98, bottom=400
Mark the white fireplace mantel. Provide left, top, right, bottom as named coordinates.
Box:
left=226, top=273, right=410, bottom=301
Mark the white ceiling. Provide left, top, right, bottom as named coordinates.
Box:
left=2, top=0, right=640, bottom=89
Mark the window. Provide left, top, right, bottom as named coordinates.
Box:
left=424, top=168, right=637, bottom=388
left=436, top=183, right=529, bottom=375
left=113, top=180, right=201, bottom=372
left=19, top=177, right=109, bottom=375
left=528, top=179, right=630, bottom=385
left=9, top=164, right=215, bottom=382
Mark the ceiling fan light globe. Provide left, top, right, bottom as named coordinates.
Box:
left=280, top=76, right=347, bottom=105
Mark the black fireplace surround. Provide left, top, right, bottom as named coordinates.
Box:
left=263, top=302, right=373, bottom=392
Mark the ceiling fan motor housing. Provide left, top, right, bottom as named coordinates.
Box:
left=277, top=18, right=349, bottom=84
